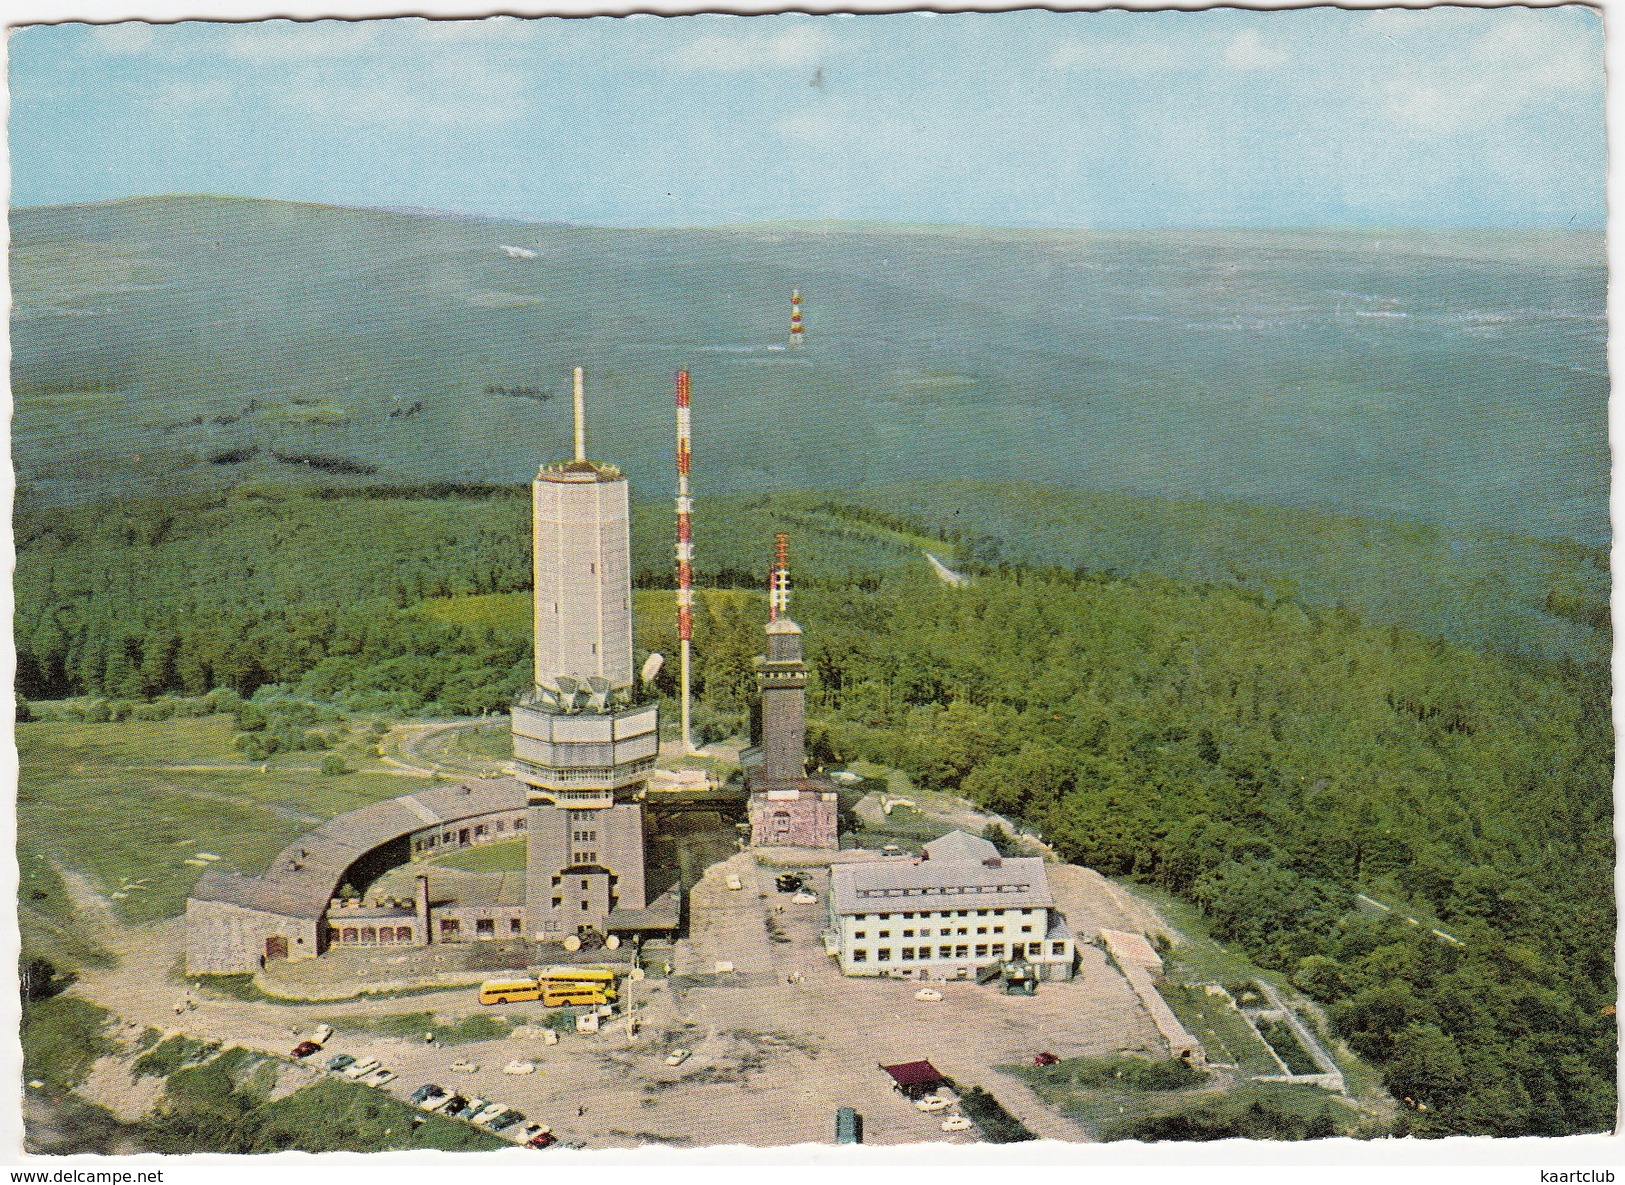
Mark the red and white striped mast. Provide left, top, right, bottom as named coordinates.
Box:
left=675, top=369, right=698, bottom=755
left=769, top=533, right=791, bottom=621
left=789, top=289, right=804, bottom=348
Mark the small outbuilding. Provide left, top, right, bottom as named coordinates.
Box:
left=880, top=1059, right=949, bottom=1099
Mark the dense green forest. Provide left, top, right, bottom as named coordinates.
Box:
left=14, top=484, right=1615, bottom=1137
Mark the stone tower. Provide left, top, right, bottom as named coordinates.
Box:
left=758, top=618, right=809, bottom=782
left=746, top=536, right=838, bottom=849
left=511, top=368, right=660, bottom=940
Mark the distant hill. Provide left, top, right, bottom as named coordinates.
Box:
left=11, top=194, right=1606, bottom=547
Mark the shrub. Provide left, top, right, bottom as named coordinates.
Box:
left=21, top=996, right=114, bottom=1090
left=957, top=1084, right=1035, bottom=1143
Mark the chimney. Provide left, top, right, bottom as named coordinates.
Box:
left=415, top=875, right=431, bottom=945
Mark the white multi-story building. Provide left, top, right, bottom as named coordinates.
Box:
left=827, top=831, right=1075, bottom=981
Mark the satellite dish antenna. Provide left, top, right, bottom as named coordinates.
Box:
left=587, top=676, right=610, bottom=694
left=641, top=653, right=664, bottom=683
left=605, top=934, right=621, bottom=951
left=563, top=934, right=582, bottom=952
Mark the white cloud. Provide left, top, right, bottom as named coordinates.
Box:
left=1051, top=31, right=1284, bottom=76
left=1375, top=9, right=1600, bottom=135
left=1222, top=30, right=1287, bottom=72
left=271, top=54, right=528, bottom=130
left=674, top=24, right=840, bottom=73
left=225, top=19, right=380, bottom=62
left=406, top=16, right=545, bottom=44
left=91, top=22, right=155, bottom=55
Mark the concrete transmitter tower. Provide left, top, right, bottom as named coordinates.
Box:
left=512, top=368, right=664, bottom=941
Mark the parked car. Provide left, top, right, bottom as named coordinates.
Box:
left=1032, top=1052, right=1060, bottom=1067
left=363, top=1068, right=396, bottom=1087
left=342, top=1057, right=380, bottom=1079
left=449, top=1059, right=480, bottom=1073
left=312, top=1024, right=334, bottom=1046
left=291, top=1041, right=321, bottom=1059
left=437, top=1094, right=468, bottom=1117
left=915, top=1096, right=951, bottom=1113
left=324, top=1054, right=356, bottom=1073
left=410, top=1084, right=445, bottom=1106
left=792, top=891, right=818, bottom=904
left=502, top=1059, right=537, bottom=1075
left=472, top=1104, right=509, bottom=1127
left=775, top=873, right=804, bottom=893
left=940, top=1116, right=973, bottom=1132
left=451, top=1096, right=487, bottom=1121
left=516, top=1122, right=550, bottom=1142
left=664, top=1048, right=691, bottom=1066
left=526, top=1131, right=558, bottom=1149
left=489, top=1110, right=526, bottom=1132
left=724, top=873, right=743, bottom=891
left=914, top=988, right=943, bottom=1002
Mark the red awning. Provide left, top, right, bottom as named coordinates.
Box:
left=880, top=1060, right=947, bottom=1090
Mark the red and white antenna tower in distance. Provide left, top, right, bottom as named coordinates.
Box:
left=789, top=289, right=804, bottom=347
left=675, top=369, right=697, bottom=754
left=769, top=533, right=791, bottom=621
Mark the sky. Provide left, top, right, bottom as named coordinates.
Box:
left=5, top=4, right=1607, bottom=229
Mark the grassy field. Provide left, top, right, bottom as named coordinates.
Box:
left=1158, top=983, right=1282, bottom=1076
left=319, top=1010, right=519, bottom=1046
left=427, top=837, right=527, bottom=873
left=16, top=715, right=415, bottom=935
left=21, top=996, right=116, bottom=1092
left=1008, top=1055, right=1211, bottom=1136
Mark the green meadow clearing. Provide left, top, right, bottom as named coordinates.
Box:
left=16, top=714, right=414, bottom=947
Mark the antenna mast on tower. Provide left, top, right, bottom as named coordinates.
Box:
left=769, top=533, right=791, bottom=621
left=572, top=366, right=587, bottom=461
left=675, top=370, right=697, bottom=755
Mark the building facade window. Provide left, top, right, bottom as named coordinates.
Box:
left=853, top=949, right=867, bottom=962
left=877, top=949, right=892, bottom=962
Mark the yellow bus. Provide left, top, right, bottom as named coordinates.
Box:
left=478, top=977, right=542, bottom=1005
left=537, top=966, right=616, bottom=989
left=541, top=984, right=613, bottom=1008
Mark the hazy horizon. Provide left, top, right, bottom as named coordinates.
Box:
left=12, top=190, right=1612, bottom=241
left=10, top=8, right=1603, bottom=230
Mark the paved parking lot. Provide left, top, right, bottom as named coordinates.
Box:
left=74, top=848, right=1172, bottom=1149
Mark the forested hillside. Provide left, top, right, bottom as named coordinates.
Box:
left=13, top=483, right=1614, bottom=1137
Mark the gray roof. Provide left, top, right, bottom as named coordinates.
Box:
left=830, top=853, right=1054, bottom=916
left=606, top=897, right=681, bottom=932
left=189, top=777, right=528, bottom=920
left=922, top=830, right=999, bottom=863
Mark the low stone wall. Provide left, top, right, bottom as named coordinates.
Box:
left=1247, top=978, right=1346, bottom=1094
left=1117, top=960, right=1205, bottom=1065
